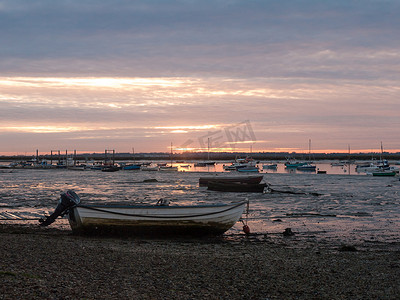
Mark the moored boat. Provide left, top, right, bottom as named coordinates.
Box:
left=223, top=156, right=257, bottom=171
left=237, top=166, right=259, bottom=172
left=297, top=164, right=316, bottom=171
left=262, top=164, right=277, bottom=169
left=371, top=170, right=397, bottom=177
left=223, top=164, right=238, bottom=171
left=67, top=164, right=87, bottom=171
left=207, top=181, right=267, bottom=193
left=141, top=165, right=159, bottom=171
left=90, top=164, right=103, bottom=170
left=284, top=161, right=306, bottom=168
left=122, top=164, right=141, bottom=170
left=331, top=162, right=345, bottom=167
left=101, top=165, right=120, bottom=172
left=194, top=161, right=215, bottom=167
left=199, top=175, right=263, bottom=186
left=159, top=165, right=178, bottom=171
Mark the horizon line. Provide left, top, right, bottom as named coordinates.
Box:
left=2, top=149, right=400, bottom=157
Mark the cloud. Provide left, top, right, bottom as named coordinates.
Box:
left=0, top=0, right=399, bottom=79
left=0, top=1, right=400, bottom=153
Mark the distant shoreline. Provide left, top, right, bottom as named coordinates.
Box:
left=1, top=151, right=400, bottom=161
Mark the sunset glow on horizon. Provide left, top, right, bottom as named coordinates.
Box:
left=1, top=1, right=399, bottom=156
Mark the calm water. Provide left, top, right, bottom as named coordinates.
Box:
left=1, top=163, right=399, bottom=248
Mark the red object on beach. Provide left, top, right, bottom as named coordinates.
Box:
left=243, top=225, right=250, bottom=235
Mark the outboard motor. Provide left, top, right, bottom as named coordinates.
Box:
left=156, top=198, right=170, bottom=206
left=39, top=190, right=80, bottom=226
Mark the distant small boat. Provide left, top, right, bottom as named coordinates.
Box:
left=372, top=171, right=397, bottom=177
left=159, top=166, right=178, bottom=171
left=223, top=164, right=238, bottom=171
left=68, top=164, right=87, bottom=171
left=199, top=175, right=263, bottom=186
left=194, top=161, right=215, bottom=167
left=223, top=156, right=256, bottom=171
left=297, top=164, right=316, bottom=171
left=122, top=164, right=141, bottom=170
left=285, top=161, right=306, bottom=168
left=388, top=166, right=400, bottom=173
left=90, top=163, right=103, bottom=170
left=207, top=181, right=267, bottom=193
left=141, top=165, right=159, bottom=171
left=101, top=165, right=120, bottom=172
left=356, top=160, right=390, bottom=173
left=262, top=164, right=277, bottom=169
left=237, top=166, right=259, bottom=172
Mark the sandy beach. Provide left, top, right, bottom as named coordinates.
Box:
left=1, top=224, right=399, bottom=300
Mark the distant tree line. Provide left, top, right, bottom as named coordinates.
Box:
left=1, top=151, right=400, bottom=161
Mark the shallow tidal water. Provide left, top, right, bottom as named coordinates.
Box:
left=0, top=164, right=399, bottom=248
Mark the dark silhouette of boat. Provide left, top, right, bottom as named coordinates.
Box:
left=199, top=175, right=263, bottom=187
left=207, top=181, right=267, bottom=193
left=101, top=165, right=120, bottom=172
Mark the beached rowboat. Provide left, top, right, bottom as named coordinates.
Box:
left=68, top=201, right=246, bottom=236
left=40, top=190, right=247, bottom=236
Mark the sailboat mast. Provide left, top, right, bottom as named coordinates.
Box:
left=207, top=138, right=210, bottom=161
left=348, top=144, right=351, bottom=175
left=170, top=142, right=173, bottom=166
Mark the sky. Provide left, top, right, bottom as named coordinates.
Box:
left=1, top=0, right=400, bottom=155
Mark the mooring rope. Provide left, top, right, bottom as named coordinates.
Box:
left=0, top=218, right=42, bottom=221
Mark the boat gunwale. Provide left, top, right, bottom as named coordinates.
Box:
left=75, top=201, right=246, bottom=210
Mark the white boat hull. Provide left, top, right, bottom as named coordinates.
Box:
left=159, top=166, right=178, bottom=171
left=68, top=201, right=247, bottom=236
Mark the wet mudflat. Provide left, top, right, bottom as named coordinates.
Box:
left=1, top=168, right=399, bottom=298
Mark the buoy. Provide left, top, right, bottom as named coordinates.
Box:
left=243, top=224, right=250, bottom=235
